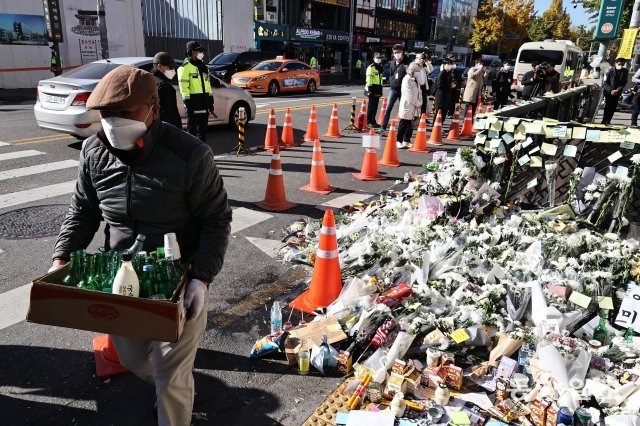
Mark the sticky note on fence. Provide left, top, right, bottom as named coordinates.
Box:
left=518, top=154, right=531, bottom=166
left=572, top=127, right=586, bottom=140
left=620, top=140, right=635, bottom=150
left=451, top=328, right=471, bottom=343
left=563, top=145, right=578, bottom=157
left=586, top=129, right=600, bottom=142
left=541, top=143, right=558, bottom=156
left=608, top=151, right=623, bottom=164
left=527, top=178, right=538, bottom=188
left=598, top=297, right=614, bottom=310
left=616, top=166, right=629, bottom=178
left=530, top=156, right=542, bottom=167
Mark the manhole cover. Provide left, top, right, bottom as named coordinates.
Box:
left=0, top=204, right=68, bottom=239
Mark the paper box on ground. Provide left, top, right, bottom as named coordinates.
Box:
left=27, top=265, right=187, bottom=342
left=284, top=316, right=348, bottom=365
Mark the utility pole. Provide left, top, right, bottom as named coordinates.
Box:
left=348, top=0, right=355, bottom=81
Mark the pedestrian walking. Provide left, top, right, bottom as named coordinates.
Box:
left=630, top=67, right=640, bottom=126
left=434, top=58, right=456, bottom=125
left=602, top=57, right=629, bottom=125
left=152, top=52, right=182, bottom=129
left=396, top=62, right=423, bottom=149
left=365, top=52, right=384, bottom=128
left=415, top=53, right=434, bottom=116
left=177, top=41, right=214, bottom=143
left=49, top=65, right=232, bottom=426
left=381, top=44, right=411, bottom=131
left=463, top=58, right=486, bottom=118
left=493, top=61, right=513, bottom=110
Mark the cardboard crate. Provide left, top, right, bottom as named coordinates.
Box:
left=27, top=265, right=187, bottom=342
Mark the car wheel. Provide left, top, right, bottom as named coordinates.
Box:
left=268, top=81, right=280, bottom=96
left=307, top=79, right=317, bottom=94
left=228, top=101, right=250, bottom=130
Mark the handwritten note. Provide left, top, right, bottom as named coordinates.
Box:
left=569, top=291, right=591, bottom=309
left=450, top=328, right=471, bottom=344
left=541, top=143, right=558, bottom=156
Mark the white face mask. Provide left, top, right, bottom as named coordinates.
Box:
left=163, top=69, right=176, bottom=80
left=101, top=106, right=153, bottom=151
left=394, top=53, right=402, bottom=60
left=445, top=65, right=452, bottom=71
left=616, top=64, right=623, bottom=70
left=476, top=64, right=483, bottom=70
left=374, top=58, right=382, bottom=64
left=196, top=52, right=204, bottom=61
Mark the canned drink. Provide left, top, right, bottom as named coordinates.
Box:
left=557, top=407, right=574, bottom=426
left=574, top=408, right=592, bottom=426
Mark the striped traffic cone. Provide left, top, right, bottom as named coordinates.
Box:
left=93, top=335, right=127, bottom=378
left=353, top=129, right=384, bottom=180
left=254, top=143, right=297, bottom=211
left=355, top=99, right=368, bottom=132
left=377, top=97, right=387, bottom=125
left=289, top=209, right=342, bottom=314
left=323, top=103, right=343, bottom=138
left=485, top=103, right=493, bottom=114
left=427, top=109, right=444, bottom=146
left=379, top=119, right=401, bottom=167
left=263, top=108, right=279, bottom=150
left=303, top=105, right=319, bottom=142
left=281, top=107, right=295, bottom=148
left=301, top=139, right=335, bottom=194
left=408, top=113, right=429, bottom=153
left=460, top=105, right=474, bottom=137
left=446, top=108, right=461, bottom=142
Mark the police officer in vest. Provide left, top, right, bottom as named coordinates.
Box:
left=365, top=52, right=384, bottom=128
left=178, top=41, right=214, bottom=143
left=50, top=46, right=62, bottom=77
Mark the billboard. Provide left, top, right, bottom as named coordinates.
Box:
left=594, top=0, right=624, bottom=39
left=0, top=13, right=48, bottom=45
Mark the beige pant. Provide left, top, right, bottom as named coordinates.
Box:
left=111, top=302, right=208, bottom=426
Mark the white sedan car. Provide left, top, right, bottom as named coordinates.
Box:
left=34, top=57, right=256, bottom=138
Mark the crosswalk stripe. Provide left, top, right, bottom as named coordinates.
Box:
left=0, top=141, right=9, bottom=146
left=0, top=160, right=79, bottom=181
left=0, top=150, right=45, bottom=162
left=0, top=283, right=32, bottom=331
left=0, top=180, right=76, bottom=210
left=318, top=192, right=373, bottom=210
left=245, top=236, right=282, bottom=259
left=230, top=207, right=272, bottom=234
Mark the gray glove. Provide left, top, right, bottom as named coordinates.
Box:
left=182, top=279, right=208, bottom=320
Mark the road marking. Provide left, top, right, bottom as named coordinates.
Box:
left=0, top=150, right=45, bottom=162
left=6, top=134, right=73, bottom=144
left=0, top=283, right=32, bottom=331
left=0, top=180, right=76, bottom=210
left=0, top=160, right=79, bottom=181
left=255, top=103, right=269, bottom=108
left=245, top=236, right=283, bottom=259
left=0, top=141, right=9, bottom=146
left=256, top=99, right=354, bottom=115
left=230, top=207, right=273, bottom=234
left=210, top=267, right=308, bottom=327
left=318, top=192, right=373, bottom=210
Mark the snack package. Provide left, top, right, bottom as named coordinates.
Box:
left=248, top=331, right=287, bottom=359
left=375, top=282, right=413, bottom=308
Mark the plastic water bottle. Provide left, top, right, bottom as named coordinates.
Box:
left=270, top=301, right=282, bottom=335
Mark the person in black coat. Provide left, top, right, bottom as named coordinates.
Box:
left=152, top=52, right=182, bottom=129
left=381, top=44, right=411, bottom=130
left=602, top=57, right=629, bottom=125
left=434, top=58, right=456, bottom=125
left=493, top=61, right=513, bottom=110
left=521, top=62, right=547, bottom=100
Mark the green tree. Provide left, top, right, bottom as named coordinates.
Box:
left=570, top=24, right=595, bottom=50
left=528, top=15, right=553, bottom=41
left=470, top=0, right=534, bottom=53
left=470, top=0, right=503, bottom=52
left=540, top=0, right=573, bottom=39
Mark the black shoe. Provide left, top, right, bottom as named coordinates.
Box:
left=368, top=122, right=381, bottom=129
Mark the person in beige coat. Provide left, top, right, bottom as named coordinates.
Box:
left=396, top=62, right=423, bottom=149
left=463, top=58, right=487, bottom=117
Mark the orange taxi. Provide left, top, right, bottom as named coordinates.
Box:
left=230, top=58, right=320, bottom=96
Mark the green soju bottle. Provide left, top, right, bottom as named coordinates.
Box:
left=625, top=327, right=635, bottom=343
left=62, top=251, right=82, bottom=286
left=81, top=254, right=99, bottom=290
left=154, top=258, right=173, bottom=299
left=140, top=264, right=154, bottom=298
left=593, top=309, right=609, bottom=346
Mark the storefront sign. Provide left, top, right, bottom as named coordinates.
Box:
left=43, top=0, right=63, bottom=42
left=408, top=40, right=428, bottom=50
left=254, top=22, right=287, bottom=41
left=380, top=38, right=403, bottom=46
left=313, top=0, right=350, bottom=7
left=595, top=0, right=624, bottom=39
left=618, top=28, right=638, bottom=59
left=290, top=27, right=325, bottom=42
left=366, top=37, right=380, bottom=43
left=325, top=30, right=349, bottom=43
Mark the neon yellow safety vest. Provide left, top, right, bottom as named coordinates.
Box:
left=177, top=61, right=212, bottom=101
left=356, top=59, right=362, bottom=69
left=310, top=57, right=317, bottom=68
left=365, top=64, right=382, bottom=85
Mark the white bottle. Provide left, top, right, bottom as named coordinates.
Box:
left=270, top=301, right=282, bottom=335
left=112, top=251, right=140, bottom=297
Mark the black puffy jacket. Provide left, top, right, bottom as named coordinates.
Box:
left=53, top=119, right=232, bottom=283
left=388, top=55, right=412, bottom=92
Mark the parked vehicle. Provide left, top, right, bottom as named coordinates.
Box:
left=34, top=57, right=256, bottom=138
left=513, top=40, right=582, bottom=93
left=207, top=51, right=277, bottom=83
left=230, top=58, right=320, bottom=96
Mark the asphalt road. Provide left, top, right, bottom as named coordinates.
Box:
left=0, top=84, right=461, bottom=425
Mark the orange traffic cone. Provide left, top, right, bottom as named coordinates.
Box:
left=428, top=109, right=444, bottom=146
left=447, top=108, right=461, bottom=142
left=93, top=334, right=127, bottom=378
left=355, top=99, right=368, bottom=132
left=303, top=105, right=319, bottom=142
left=263, top=108, right=279, bottom=150
left=379, top=119, right=401, bottom=167
left=409, top=113, right=429, bottom=153
left=473, top=104, right=485, bottom=133
left=290, top=209, right=342, bottom=313
left=323, top=103, right=343, bottom=138
left=281, top=107, right=296, bottom=148
left=460, top=105, right=474, bottom=137
left=255, top=143, right=297, bottom=211
left=301, top=139, right=335, bottom=194
left=485, top=103, right=493, bottom=114
left=377, top=97, right=387, bottom=125
left=353, top=129, right=384, bottom=180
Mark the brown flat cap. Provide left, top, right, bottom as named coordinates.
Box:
left=87, top=65, right=158, bottom=110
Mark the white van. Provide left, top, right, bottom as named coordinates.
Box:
left=513, top=40, right=582, bottom=92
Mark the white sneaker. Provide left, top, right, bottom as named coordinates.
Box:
left=396, top=142, right=403, bottom=149
left=402, top=141, right=410, bottom=149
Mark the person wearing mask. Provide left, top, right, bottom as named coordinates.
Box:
left=630, top=66, right=640, bottom=126
left=602, top=57, right=629, bottom=125
left=434, top=58, right=455, bottom=125
left=547, top=64, right=562, bottom=94
left=463, top=58, right=486, bottom=118
left=177, top=41, right=214, bottom=143
left=365, top=52, right=384, bottom=128
left=396, top=62, right=423, bottom=149
left=49, top=65, right=232, bottom=425
left=493, top=61, right=513, bottom=110
left=152, top=52, right=182, bottom=129
left=381, top=44, right=411, bottom=131
left=415, top=53, right=434, bottom=116
left=450, top=63, right=464, bottom=116
left=521, top=62, right=543, bottom=101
